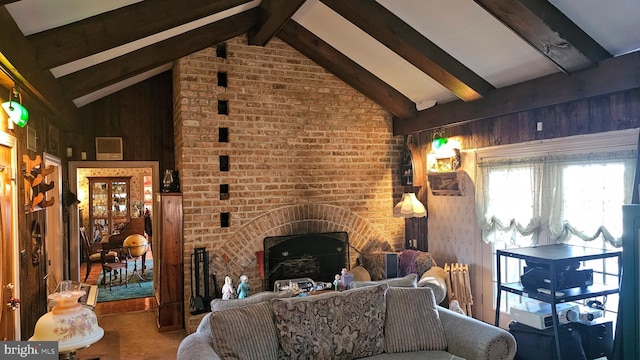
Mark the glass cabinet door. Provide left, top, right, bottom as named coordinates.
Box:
left=90, top=180, right=109, bottom=241
left=88, top=177, right=131, bottom=242
left=111, top=179, right=128, bottom=228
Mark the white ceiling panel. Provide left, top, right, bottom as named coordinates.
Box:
left=549, top=0, right=640, bottom=56
left=377, top=0, right=559, bottom=88
left=5, top=0, right=142, bottom=35
left=293, top=0, right=455, bottom=106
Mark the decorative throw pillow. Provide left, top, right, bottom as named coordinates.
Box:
left=271, top=284, right=388, bottom=360
left=384, top=287, right=448, bottom=353
left=209, top=302, right=279, bottom=360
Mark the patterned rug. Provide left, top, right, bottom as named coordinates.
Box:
left=97, top=259, right=154, bottom=303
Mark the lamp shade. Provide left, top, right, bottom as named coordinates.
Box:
left=2, top=100, right=29, bottom=127
left=30, top=289, right=103, bottom=353
left=393, top=193, right=427, bottom=218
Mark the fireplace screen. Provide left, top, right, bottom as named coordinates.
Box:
left=263, top=232, right=349, bottom=291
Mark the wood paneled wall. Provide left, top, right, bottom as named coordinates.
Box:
left=410, top=88, right=640, bottom=153
left=74, top=70, right=175, bottom=173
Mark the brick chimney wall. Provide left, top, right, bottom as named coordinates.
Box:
left=173, top=35, right=406, bottom=332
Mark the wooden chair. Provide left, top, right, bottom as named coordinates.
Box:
left=100, top=242, right=128, bottom=290
left=81, top=226, right=117, bottom=282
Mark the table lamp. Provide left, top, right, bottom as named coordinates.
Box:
left=30, top=280, right=103, bottom=360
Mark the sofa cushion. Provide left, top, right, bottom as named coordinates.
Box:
left=271, top=284, right=388, bottom=360
left=348, top=273, right=417, bottom=289
left=209, top=301, right=279, bottom=360
left=210, top=290, right=293, bottom=312
left=364, top=351, right=465, bottom=360
left=384, top=287, right=448, bottom=353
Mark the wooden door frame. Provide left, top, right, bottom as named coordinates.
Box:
left=43, top=152, right=63, bottom=293
left=68, top=161, right=159, bottom=281
left=0, top=131, right=19, bottom=339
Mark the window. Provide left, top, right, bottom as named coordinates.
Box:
left=477, top=129, right=637, bottom=324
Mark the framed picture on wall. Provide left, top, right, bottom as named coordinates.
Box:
left=427, top=171, right=464, bottom=196
left=48, top=124, right=59, bottom=156
left=27, top=126, right=37, bottom=152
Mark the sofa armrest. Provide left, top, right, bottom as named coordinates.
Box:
left=438, top=306, right=516, bottom=360
left=417, top=265, right=447, bottom=304
left=177, top=332, right=220, bottom=360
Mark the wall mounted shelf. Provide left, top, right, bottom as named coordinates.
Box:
left=401, top=142, right=425, bottom=187
left=427, top=171, right=464, bottom=196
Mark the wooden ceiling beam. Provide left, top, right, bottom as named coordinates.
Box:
left=59, top=9, right=259, bottom=99
left=248, top=0, right=306, bottom=46
left=278, top=20, right=416, bottom=119
left=475, top=0, right=611, bottom=73
left=28, top=0, right=253, bottom=69
left=393, top=51, right=640, bottom=135
left=321, top=0, right=494, bottom=102
left=0, top=7, right=76, bottom=129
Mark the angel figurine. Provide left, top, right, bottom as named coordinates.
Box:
left=222, top=275, right=236, bottom=300
left=237, top=275, right=251, bottom=299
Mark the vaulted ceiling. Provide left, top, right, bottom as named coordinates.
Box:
left=1, top=0, right=639, bottom=133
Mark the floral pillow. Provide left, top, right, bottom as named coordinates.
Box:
left=271, top=284, right=387, bottom=360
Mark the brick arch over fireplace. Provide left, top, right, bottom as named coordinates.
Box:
left=216, top=203, right=391, bottom=292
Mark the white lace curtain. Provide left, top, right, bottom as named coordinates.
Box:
left=475, top=151, right=636, bottom=247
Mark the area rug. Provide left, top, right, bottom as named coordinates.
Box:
left=75, top=310, right=186, bottom=360
left=97, top=259, right=154, bottom=303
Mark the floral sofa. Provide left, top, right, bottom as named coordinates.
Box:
left=177, top=284, right=516, bottom=360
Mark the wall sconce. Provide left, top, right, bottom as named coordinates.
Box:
left=393, top=192, right=427, bottom=218
left=2, top=86, right=29, bottom=128
left=427, top=129, right=461, bottom=173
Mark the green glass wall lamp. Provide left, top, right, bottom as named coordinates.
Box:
left=2, top=86, right=29, bottom=128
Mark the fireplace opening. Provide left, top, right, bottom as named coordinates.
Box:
left=263, top=232, right=349, bottom=291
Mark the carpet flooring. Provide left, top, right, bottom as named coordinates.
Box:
left=97, top=260, right=154, bottom=303
left=75, top=309, right=186, bottom=360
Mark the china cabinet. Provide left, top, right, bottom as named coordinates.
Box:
left=88, top=177, right=131, bottom=242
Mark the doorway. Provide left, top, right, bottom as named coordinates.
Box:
left=68, top=161, right=159, bottom=307
left=43, top=153, right=63, bottom=296
left=0, top=132, right=19, bottom=340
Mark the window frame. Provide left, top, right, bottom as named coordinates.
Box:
left=477, top=128, right=638, bottom=325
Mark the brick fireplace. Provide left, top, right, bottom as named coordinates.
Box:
left=263, top=231, right=349, bottom=291
left=174, top=35, right=408, bottom=332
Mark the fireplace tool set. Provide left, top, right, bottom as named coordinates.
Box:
left=190, top=247, right=214, bottom=314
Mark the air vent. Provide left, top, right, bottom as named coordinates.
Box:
left=95, top=137, right=123, bottom=160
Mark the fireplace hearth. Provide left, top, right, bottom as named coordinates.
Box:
left=263, top=232, right=349, bottom=291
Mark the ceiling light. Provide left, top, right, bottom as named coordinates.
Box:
left=2, top=87, right=29, bottom=127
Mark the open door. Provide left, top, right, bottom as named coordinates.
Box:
left=0, top=132, right=19, bottom=340
left=43, top=153, right=63, bottom=294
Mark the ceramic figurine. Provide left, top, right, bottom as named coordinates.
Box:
left=222, top=275, right=235, bottom=300
left=237, top=275, right=251, bottom=299
left=333, top=274, right=341, bottom=291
